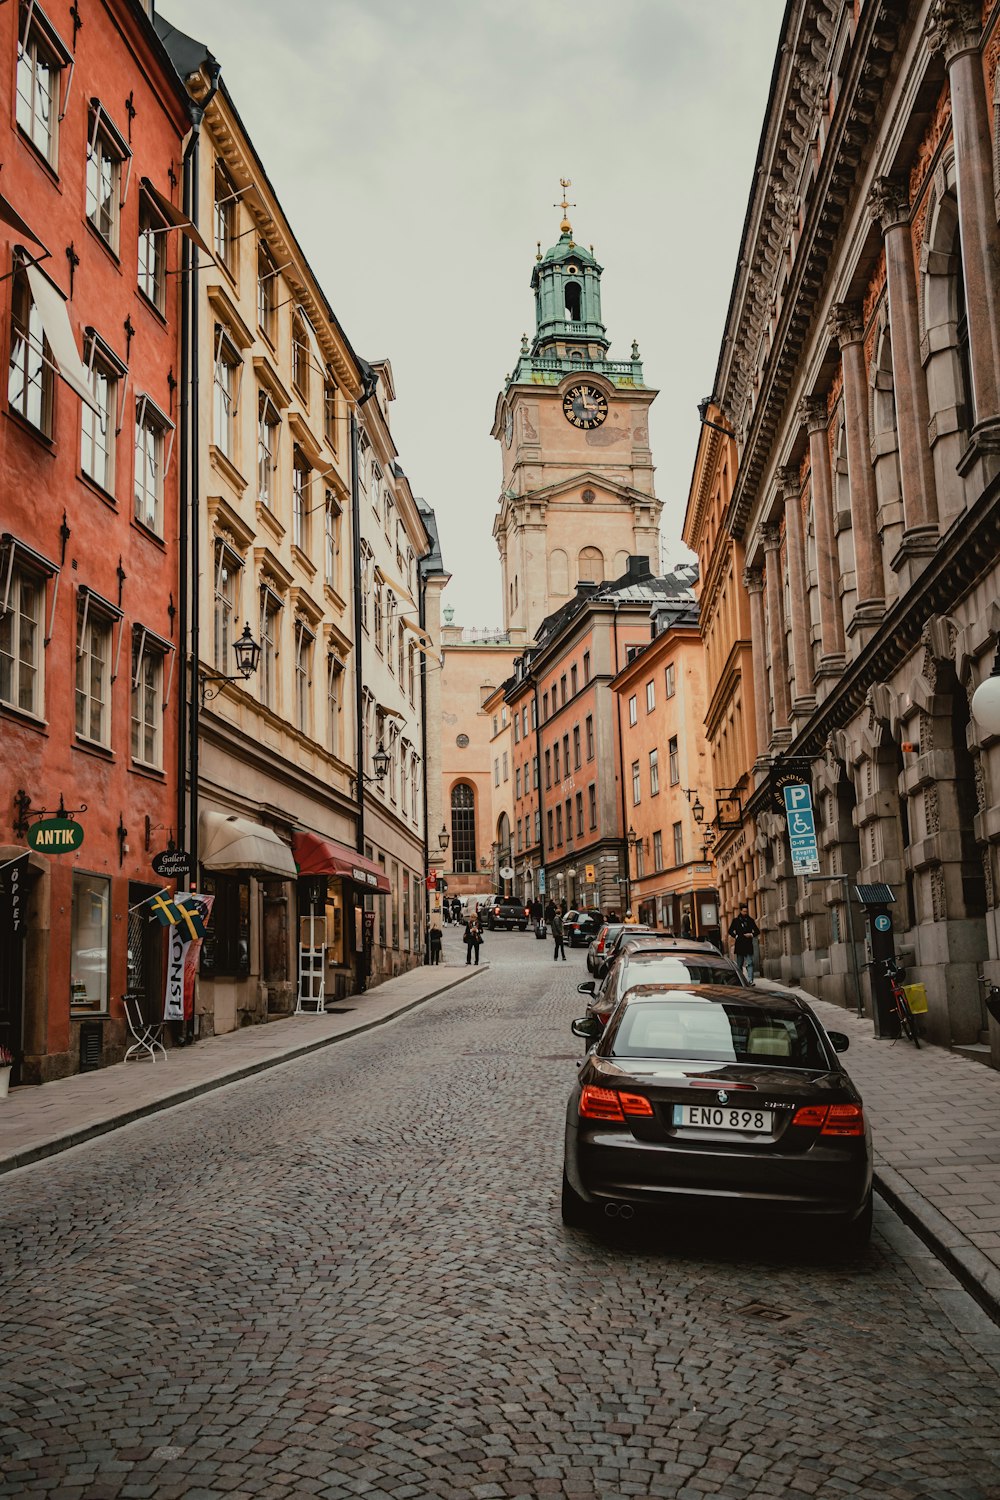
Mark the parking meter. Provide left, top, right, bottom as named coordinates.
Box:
left=854, top=884, right=897, bottom=1037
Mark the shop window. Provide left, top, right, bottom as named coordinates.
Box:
left=199, top=874, right=250, bottom=977
left=71, top=872, right=110, bottom=1011
left=391, top=861, right=400, bottom=948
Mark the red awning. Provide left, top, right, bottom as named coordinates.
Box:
left=292, top=830, right=391, bottom=894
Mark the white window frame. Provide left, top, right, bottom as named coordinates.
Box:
left=16, top=5, right=71, bottom=167
left=8, top=268, right=54, bottom=435
left=294, top=619, right=314, bottom=736
left=257, top=390, right=280, bottom=508
left=631, top=760, right=641, bottom=805
left=213, top=539, right=242, bottom=673
left=326, top=652, right=343, bottom=755
left=0, top=548, right=51, bottom=717
left=133, top=393, right=174, bottom=535
left=324, top=491, right=340, bottom=588
left=86, top=102, right=130, bottom=252
left=137, top=189, right=167, bottom=312
left=130, top=626, right=171, bottom=769
left=258, top=582, right=282, bottom=711
left=292, top=449, right=311, bottom=552
left=213, top=325, right=242, bottom=462
left=645, top=680, right=655, bottom=713
left=75, top=587, right=121, bottom=747
left=649, top=747, right=659, bottom=797
left=628, top=694, right=637, bottom=726
left=213, top=161, right=238, bottom=272
left=81, top=331, right=124, bottom=493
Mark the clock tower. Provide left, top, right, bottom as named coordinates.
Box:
left=492, top=186, right=662, bottom=638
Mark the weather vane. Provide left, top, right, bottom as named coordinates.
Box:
left=555, top=177, right=576, bottom=234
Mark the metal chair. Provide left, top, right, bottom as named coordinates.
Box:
left=123, top=992, right=167, bottom=1063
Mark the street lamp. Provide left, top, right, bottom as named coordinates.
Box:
left=971, top=643, right=1000, bottom=736
left=200, top=622, right=262, bottom=702
left=350, top=742, right=391, bottom=794
left=438, top=824, right=451, bottom=852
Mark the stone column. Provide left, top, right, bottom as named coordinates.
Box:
left=743, top=567, right=770, bottom=759
left=777, top=466, right=815, bottom=717
left=926, top=1, right=1000, bottom=422
left=761, top=525, right=791, bottom=739
left=828, top=303, right=885, bottom=636
left=797, top=397, right=846, bottom=667
left=867, top=177, right=939, bottom=568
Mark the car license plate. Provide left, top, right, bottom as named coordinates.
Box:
left=673, top=1104, right=773, bottom=1133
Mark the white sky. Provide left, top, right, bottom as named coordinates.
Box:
left=160, top=0, right=784, bottom=626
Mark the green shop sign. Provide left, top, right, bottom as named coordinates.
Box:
left=28, top=818, right=85, bottom=853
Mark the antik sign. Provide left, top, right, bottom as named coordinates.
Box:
left=27, top=818, right=85, bottom=853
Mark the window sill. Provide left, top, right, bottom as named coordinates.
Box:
left=137, top=287, right=168, bottom=325
left=0, top=701, right=48, bottom=733
left=5, top=405, right=56, bottom=451
left=16, top=125, right=61, bottom=186
left=209, top=444, right=248, bottom=495
left=71, top=1007, right=110, bottom=1020
left=131, top=516, right=166, bottom=550
left=79, top=470, right=118, bottom=508
left=85, top=218, right=121, bottom=268
left=73, top=736, right=115, bottom=761
left=129, top=759, right=165, bottom=781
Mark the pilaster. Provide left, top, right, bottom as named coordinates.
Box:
left=761, top=524, right=791, bottom=740
left=797, top=396, right=846, bottom=674
left=743, top=567, right=771, bottom=758
left=777, top=465, right=816, bottom=721
left=828, top=302, right=885, bottom=643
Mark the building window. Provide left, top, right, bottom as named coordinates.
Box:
left=81, top=337, right=120, bottom=493
left=673, top=822, right=684, bottom=865
left=665, top=662, right=676, bottom=697
left=257, top=241, right=277, bottom=341
left=324, top=492, right=341, bottom=587
left=292, top=448, right=311, bottom=552
left=0, top=563, right=44, bottom=716
left=494, top=758, right=500, bottom=787
left=628, top=694, right=637, bottom=726
left=530, top=698, right=537, bottom=730
left=668, top=735, right=679, bottom=785
left=213, top=161, right=238, bottom=273
left=397, top=622, right=405, bottom=680
left=257, top=391, right=280, bottom=508
left=542, top=691, right=549, bottom=720
left=502, top=750, right=509, bottom=781
left=138, top=192, right=167, bottom=312
left=258, top=586, right=281, bottom=710
left=545, top=748, right=551, bottom=787
left=199, top=874, right=250, bottom=978
left=76, top=596, right=115, bottom=745
left=653, top=830, right=663, bottom=870
left=576, top=792, right=584, bottom=838
left=134, top=396, right=172, bottom=534
left=513, top=714, right=520, bottom=745
left=578, top=545, right=605, bottom=583
left=554, top=743, right=560, bottom=780
left=555, top=805, right=563, bottom=845
left=571, top=664, right=578, bottom=695
left=213, top=327, right=241, bottom=461
left=515, top=766, right=522, bottom=799
left=564, top=797, right=572, bottom=841
left=573, top=725, right=581, bottom=768
left=451, top=783, right=476, bottom=872
left=324, top=382, right=338, bottom=447
left=646, top=680, right=655, bottom=713
left=292, top=311, right=310, bottom=400
left=631, top=760, right=641, bottom=805
left=326, top=654, right=343, bottom=754
left=516, top=818, right=522, bottom=852
left=213, top=543, right=241, bottom=672
left=408, top=643, right=416, bottom=705
left=649, top=747, right=659, bottom=796
left=8, top=270, right=54, bottom=435
left=635, top=841, right=645, bottom=879
left=534, top=810, right=541, bottom=844
left=86, top=107, right=128, bottom=250
left=588, top=783, right=597, bottom=829
left=294, top=620, right=313, bottom=735
left=532, top=754, right=538, bottom=788
left=560, top=674, right=567, bottom=704
left=583, top=650, right=591, bottom=684
left=586, top=714, right=594, bottom=759
left=130, top=632, right=164, bottom=768
left=70, top=873, right=110, bottom=1012
left=17, top=13, right=67, bottom=166
left=547, top=809, right=554, bottom=850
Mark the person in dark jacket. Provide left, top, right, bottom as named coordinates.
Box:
left=544, top=899, right=557, bottom=925
left=530, top=898, right=543, bottom=925
left=552, top=909, right=567, bottom=962
left=429, top=926, right=443, bottom=964
left=729, top=903, right=760, bottom=983
left=463, top=917, right=484, bottom=965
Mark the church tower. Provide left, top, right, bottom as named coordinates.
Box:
left=492, top=183, right=662, bottom=638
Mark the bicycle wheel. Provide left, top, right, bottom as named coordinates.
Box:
left=896, top=992, right=921, bottom=1048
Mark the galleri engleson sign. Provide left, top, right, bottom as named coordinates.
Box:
left=27, top=818, right=85, bottom=853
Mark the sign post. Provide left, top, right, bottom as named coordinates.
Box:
left=781, top=783, right=820, bottom=876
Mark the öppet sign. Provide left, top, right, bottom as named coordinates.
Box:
left=27, top=817, right=84, bottom=853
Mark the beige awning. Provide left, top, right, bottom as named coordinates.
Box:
left=140, top=176, right=214, bottom=257
left=400, top=616, right=432, bottom=644
left=200, top=812, right=296, bottom=878
left=380, top=568, right=415, bottom=609
left=24, top=262, right=101, bottom=415
left=0, top=194, right=47, bottom=251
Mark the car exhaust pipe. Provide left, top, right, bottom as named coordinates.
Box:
left=617, top=1204, right=634, bottom=1221
left=604, top=1203, right=619, bottom=1218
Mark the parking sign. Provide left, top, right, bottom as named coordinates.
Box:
left=782, top=783, right=820, bottom=876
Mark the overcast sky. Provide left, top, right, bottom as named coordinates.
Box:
left=160, top=0, right=784, bottom=626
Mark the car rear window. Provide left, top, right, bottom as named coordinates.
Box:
left=622, top=958, right=742, bottom=988
left=608, top=1000, right=829, bottom=1069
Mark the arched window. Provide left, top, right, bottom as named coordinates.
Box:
left=578, top=546, right=605, bottom=584
left=564, top=281, right=582, bottom=322
left=451, top=783, right=476, bottom=873
left=548, top=548, right=569, bottom=596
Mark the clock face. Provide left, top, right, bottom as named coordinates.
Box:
left=563, top=384, right=608, bottom=430
left=503, top=404, right=513, bottom=446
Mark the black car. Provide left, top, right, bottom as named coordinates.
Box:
left=485, top=896, right=530, bottom=931
left=562, top=984, right=872, bottom=1249
left=578, top=947, right=747, bottom=1037
left=564, top=909, right=604, bottom=947
left=587, top=922, right=654, bottom=975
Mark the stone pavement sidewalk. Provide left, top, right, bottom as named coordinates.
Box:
left=0, top=960, right=485, bottom=1177
left=767, top=977, right=1000, bottom=1322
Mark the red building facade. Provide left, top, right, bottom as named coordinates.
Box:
left=0, top=0, right=190, bottom=1081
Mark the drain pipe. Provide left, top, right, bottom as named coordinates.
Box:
left=350, top=366, right=378, bottom=991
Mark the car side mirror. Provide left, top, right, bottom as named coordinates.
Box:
left=571, top=1016, right=602, bottom=1040
left=577, top=980, right=596, bottom=995
left=827, top=1031, right=850, bottom=1053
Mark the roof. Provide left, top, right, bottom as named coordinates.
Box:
left=537, top=229, right=598, bottom=269
left=531, top=563, right=697, bottom=653
left=416, top=500, right=447, bottom=578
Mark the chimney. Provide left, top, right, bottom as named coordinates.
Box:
left=575, top=580, right=599, bottom=597
left=625, top=555, right=652, bottom=582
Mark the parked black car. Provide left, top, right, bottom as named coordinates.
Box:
left=587, top=923, right=654, bottom=975
left=562, top=984, right=872, bottom=1250
left=485, top=896, right=530, bottom=931
left=577, top=947, right=747, bottom=1038
left=564, top=909, right=604, bottom=947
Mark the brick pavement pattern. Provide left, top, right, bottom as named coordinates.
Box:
left=3, top=928, right=1000, bottom=1498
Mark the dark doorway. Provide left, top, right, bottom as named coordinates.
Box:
left=127, top=882, right=165, bottom=1029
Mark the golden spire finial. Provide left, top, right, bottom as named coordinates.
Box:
left=554, top=177, right=575, bottom=234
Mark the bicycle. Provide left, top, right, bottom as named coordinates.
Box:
left=878, top=957, right=921, bottom=1048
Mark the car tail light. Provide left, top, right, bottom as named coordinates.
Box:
left=619, top=1092, right=654, bottom=1117
left=579, top=1086, right=625, bottom=1121
left=791, top=1103, right=865, bottom=1137
left=596, top=934, right=606, bottom=952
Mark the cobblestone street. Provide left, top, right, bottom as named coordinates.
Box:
left=4, top=932, right=1000, bottom=1500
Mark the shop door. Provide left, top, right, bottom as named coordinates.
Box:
left=127, top=883, right=165, bottom=1026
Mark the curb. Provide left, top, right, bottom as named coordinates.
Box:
left=874, top=1161, right=1000, bottom=1328
left=1, top=966, right=486, bottom=1178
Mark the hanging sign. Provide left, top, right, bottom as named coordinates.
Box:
left=27, top=818, right=84, bottom=853
left=152, top=848, right=192, bottom=878
left=0, top=853, right=29, bottom=940
left=782, top=783, right=821, bottom=876
left=425, top=871, right=437, bottom=890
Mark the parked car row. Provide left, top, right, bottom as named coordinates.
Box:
left=559, top=921, right=873, bottom=1253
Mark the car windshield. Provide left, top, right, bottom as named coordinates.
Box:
left=620, top=957, right=742, bottom=988
left=608, top=999, right=829, bottom=1069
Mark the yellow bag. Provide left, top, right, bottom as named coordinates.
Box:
left=903, top=983, right=928, bottom=1015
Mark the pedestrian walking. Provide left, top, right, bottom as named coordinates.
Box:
left=530, top=898, right=543, bottom=925
left=463, top=916, right=484, bottom=966
left=429, top=926, right=443, bottom=964
left=452, top=896, right=462, bottom=924
left=544, top=898, right=557, bottom=925
left=552, top=908, right=567, bottom=962
left=729, top=902, right=760, bottom=984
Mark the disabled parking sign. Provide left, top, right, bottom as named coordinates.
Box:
left=782, top=783, right=821, bottom=876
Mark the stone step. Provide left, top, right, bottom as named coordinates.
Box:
left=951, top=1042, right=993, bottom=1067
